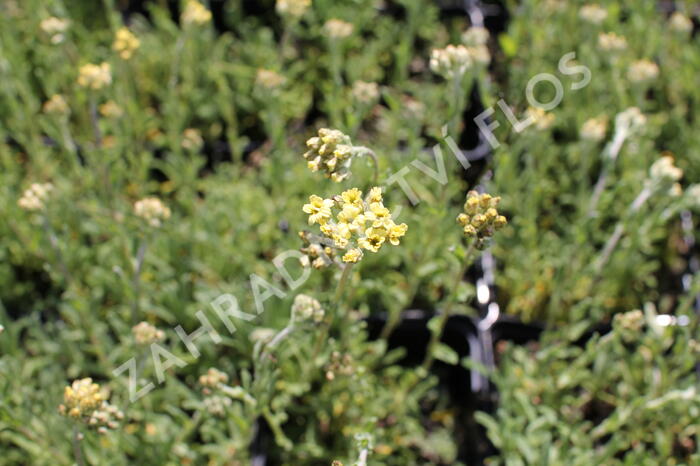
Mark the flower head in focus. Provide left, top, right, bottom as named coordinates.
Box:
left=78, top=62, right=112, bottom=90
left=457, top=191, right=507, bottom=249
left=18, top=183, right=53, bottom=211
left=113, top=27, right=140, bottom=60
left=181, top=0, right=212, bottom=25
left=134, top=197, right=171, bottom=227
left=301, top=187, right=407, bottom=265
left=323, top=19, right=353, bottom=39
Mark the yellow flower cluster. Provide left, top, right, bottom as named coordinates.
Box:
left=77, top=62, right=112, bottom=90
left=134, top=197, right=171, bottom=227
left=302, top=187, right=407, bottom=264
left=276, top=0, right=311, bottom=18
left=304, top=128, right=355, bottom=182
left=456, top=191, right=507, bottom=246
left=597, top=32, right=627, bottom=53
left=18, top=182, right=53, bottom=211
left=113, top=27, right=140, bottom=60
left=132, top=321, right=165, bottom=345
left=181, top=0, right=212, bottom=25
left=58, top=378, right=104, bottom=419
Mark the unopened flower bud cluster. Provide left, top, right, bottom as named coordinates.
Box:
left=113, top=27, right=140, bottom=60
left=304, top=128, right=355, bottom=182
left=291, top=294, right=325, bottom=323
left=132, top=321, right=165, bottom=345
left=325, top=351, right=354, bottom=380
left=456, top=191, right=507, bottom=248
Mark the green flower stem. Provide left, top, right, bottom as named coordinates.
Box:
left=131, top=238, right=148, bottom=324
left=72, top=426, right=85, bottom=466
left=353, top=146, right=379, bottom=186
left=42, top=214, right=71, bottom=284
left=421, top=241, right=477, bottom=373
left=88, top=93, right=102, bottom=148
left=309, top=263, right=354, bottom=368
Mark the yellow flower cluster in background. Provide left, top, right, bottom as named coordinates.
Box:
left=77, top=62, right=112, bottom=90
left=18, top=182, right=53, bottom=211
left=132, top=321, right=165, bottom=345
left=429, top=45, right=473, bottom=79
left=43, top=94, right=69, bottom=115
left=59, top=378, right=103, bottom=419
left=456, top=191, right=507, bottom=246
left=181, top=0, right=212, bottom=25
left=134, top=197, right=171, bottom=227
left=304, top=128, right=355, bottom=182
left=276, top=0, right=311, bottom=18
left=323, top=19, right=354, bottom=39
left=113, top=27, right=140, bottom=60
left=302, top=187, right=407, bottom=264
left=40, top=17, right=69, bottom=44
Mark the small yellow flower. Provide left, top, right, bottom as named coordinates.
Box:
left=351, top=81, right=379, bottom=104
left=627, top=59, right=659, bottom=83
left=342, top=248, right=363, bottom=263
left=580, top=116, right=608, bottom=141
left=113, top=27, right=140, bottom=60
left=181, top=0, right=212, bottom=25
left=303, top=195, right=334, bottom=225
left=579, top=4, right=607, bottom=24
left=78, top=62, right=112, bottom=90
